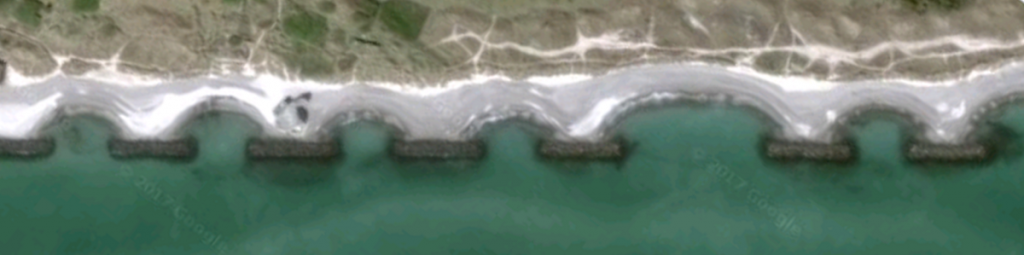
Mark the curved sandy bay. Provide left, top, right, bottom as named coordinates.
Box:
left=2, top=62, right=1024, bottom=145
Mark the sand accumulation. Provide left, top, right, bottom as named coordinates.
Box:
left=2, top=0, right=1024, bottom=162
left=1, top=0, right=1023, bottom=85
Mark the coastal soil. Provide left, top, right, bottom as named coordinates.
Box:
left=1, top=0, right=1023, bottom=85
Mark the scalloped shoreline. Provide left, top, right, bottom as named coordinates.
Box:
left=1, top=61, right=1023, bottom=151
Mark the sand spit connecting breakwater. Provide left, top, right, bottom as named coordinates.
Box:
left=1, top=62, right=1024, bottom=161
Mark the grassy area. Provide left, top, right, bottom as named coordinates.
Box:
left=379, top=0, right=430, bottom=41
left=71, top=0, right=99, bottom=12
left=345, top=0, right=380, bottom=31
left=283, top=10, right=329, bottom=45
left=98, top=21, right=119, bottom=37
left=14, top=0, right=46, bottom=27
left=228, top=35, right=243, bottom=46
left=317, top=0, right=336, bottom=13
left=0, top=0, right=16, bottom=9
left=903, top=0, right=968, bottom=13
left=348, top=0, right=380, bottom=17
left=284, top=44, right=335, bottom=77
left=222, top=0, right=243, bottom=5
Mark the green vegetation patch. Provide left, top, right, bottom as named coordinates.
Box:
left=317, top=1, right=336, bottom=13
left=283, top=10, right=329, bottom=45
left=902, top=0, right=968, bottom=13
left=344, top=0, right=380, bottom=31
left=71, top=0, right=99, bottom=12
left=379, top=0, right=431, bottom=41
left=228, top=34, right=244, bottom=46
left=0, top=0, right=17, bottom=9
left=222, top=0, right=244, bottom=5
left=284, top=45, right=335, bottom=77
left=98, top=20, right=120, bottom=37
left=347, top=0, right=380, bottom=17
left=14, top=0, right=46, bottom=27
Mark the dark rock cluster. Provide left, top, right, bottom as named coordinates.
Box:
left=905, top=142, right=989, bottom=162
left=537, top=140, right=625, bottom=160
left=390, top=140, right=485, bottom=160
left=277, top=92, right=312, bottom=123
left=108, top=137, right=198, bottom=159
left=0, top=138, right=55, bottom=157
left=246, top=138, right=340, bottom=159
left=764, top=140, right=855, bottom=162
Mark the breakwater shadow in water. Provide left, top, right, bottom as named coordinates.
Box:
left=242, top=158, right=343, bottom=188
left=385, top=159, right=487, bottom=184
left=34, top=112, right=201, bottom=164
left=756, top=134, right=863, bottom=193
left=976, top=122, right=1024, bottom=163
left=385, top=138, right=488, bottom=182
left=475, top=119, right=633, bottom=174
left=534, top=134, right=636, bottom=174
left=329, top=119, right=489, bottom=183
left=759, top=110, right=925, bottom=184
left=184, top=110, right=342, bottom=187
left=107, top=137, right=200, bottom=163
left=758, top=134, right=860, bottom=166
left=388, top=138, right=487, bottom=161
left=242, top=138, right=344, bottom=188
left=756, top=110, right=898, bottom=187
left=835, top=107, right=1006, bottom=167
left=38, top=115, right=116, bottom=157
left=0, top=137, right=54, bottom=161
left=906, top=121, right=1022, bottom=176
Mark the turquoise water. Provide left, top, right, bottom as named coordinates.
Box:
left=1, top=106, right=1022, bottom=254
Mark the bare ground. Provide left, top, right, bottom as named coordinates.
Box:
left=1, top=0, right=1023, bottom=86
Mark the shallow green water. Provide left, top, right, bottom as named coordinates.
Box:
left=1, top=106, right=1022, bottom=254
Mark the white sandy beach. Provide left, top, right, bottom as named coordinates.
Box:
left=2, top=58, right=1024, bottom=145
